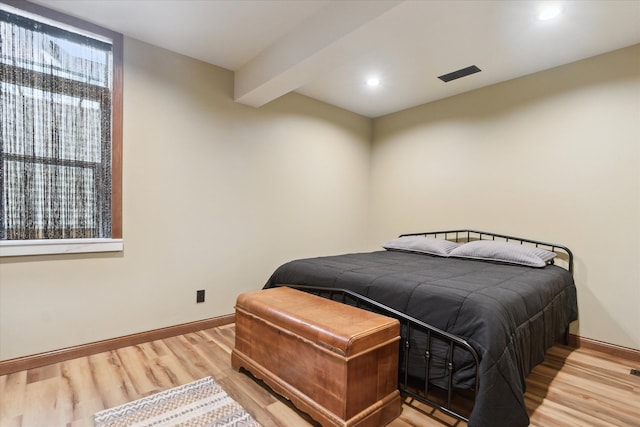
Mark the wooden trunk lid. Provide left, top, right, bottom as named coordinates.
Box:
left=235, top=287, right=399, bottom=357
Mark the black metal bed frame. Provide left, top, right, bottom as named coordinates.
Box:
left=274, top=229, right=574, bottom=423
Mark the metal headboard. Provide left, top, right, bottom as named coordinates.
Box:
left=399, top=229, right=574, bottom=274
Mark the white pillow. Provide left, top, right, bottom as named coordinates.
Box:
left=449, top=240, right=556, bottom=267
left=382, top=236, right=459, bottom=257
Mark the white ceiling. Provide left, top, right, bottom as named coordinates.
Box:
left=30, top=0, right=640, bottom=118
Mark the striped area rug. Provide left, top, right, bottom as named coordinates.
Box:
left=94, top=376, right=261, bottom=427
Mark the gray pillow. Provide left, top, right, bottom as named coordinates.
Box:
left=382, top=236, right=459, bottom=257
left=449, top=240, right=556, bottom=267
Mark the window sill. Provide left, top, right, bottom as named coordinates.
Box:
left=0, top=238, right=123, bottom=257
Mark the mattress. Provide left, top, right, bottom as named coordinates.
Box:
left=264, top=250, right=578, bottom=427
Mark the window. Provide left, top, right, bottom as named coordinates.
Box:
left=0, top=2, right=122, bottom=256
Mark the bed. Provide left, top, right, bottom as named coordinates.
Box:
left=263, top=230, right=578, bottom=427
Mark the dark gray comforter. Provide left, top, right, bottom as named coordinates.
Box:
left=263, top=250, right=578, bottom=427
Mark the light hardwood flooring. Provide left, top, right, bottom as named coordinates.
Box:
left=0, top=324, right=638, bottom=427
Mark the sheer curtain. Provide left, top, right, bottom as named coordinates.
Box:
left=0, top=9, right=112, bottom=240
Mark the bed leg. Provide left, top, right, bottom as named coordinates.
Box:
left=563, top=328, right=570, bottom=346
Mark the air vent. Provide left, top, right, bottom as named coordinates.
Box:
left=438, top=65, right=481, bottom=82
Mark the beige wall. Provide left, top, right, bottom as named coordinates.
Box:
left=0, top=38, right=372, bottom=360
left=1, top=40, right=638, bottom=360
left=370, top=45, right=640, bottom=350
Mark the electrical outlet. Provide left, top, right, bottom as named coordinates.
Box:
left=196, top=289, right=205, bottom=303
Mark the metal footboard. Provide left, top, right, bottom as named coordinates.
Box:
left=274, top=284, right=481, bottom=423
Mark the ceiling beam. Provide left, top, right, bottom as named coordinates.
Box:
left=234, top=0, right=403, bottom=108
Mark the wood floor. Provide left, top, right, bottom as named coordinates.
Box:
left=1, top=324, right=638, bottom=427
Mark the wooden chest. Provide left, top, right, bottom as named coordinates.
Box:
left=232, top=287, right=402, bottom=427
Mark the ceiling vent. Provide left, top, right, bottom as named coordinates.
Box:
left=438, top=65, right=481, bottom=82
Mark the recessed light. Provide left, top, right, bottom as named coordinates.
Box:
left=538, top=5, right=562, bottom=21
left=366, top=77, right=381, bottom=87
